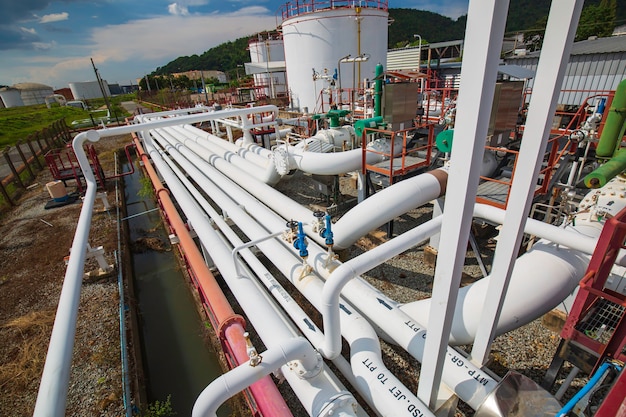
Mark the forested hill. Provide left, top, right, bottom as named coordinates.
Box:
left=154, top=0, right=624, bottom=76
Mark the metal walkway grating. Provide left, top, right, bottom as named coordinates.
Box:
left=575, top=298, right=625, bottom=345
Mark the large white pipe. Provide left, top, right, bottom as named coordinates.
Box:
left=143, top=132, right=362, bottom=416
left=399, top=238, right=590, bottom=345
left=332, top=169, right=447, bottom=248
left=156, top=133, right=379, bottom=415
left=474, top=203, right=626, bottom=265
left=274, top=147, right=382, bottom=176
left=149, top=130, right=436, bottom=417
left=166, top=125, right=283, bottom=185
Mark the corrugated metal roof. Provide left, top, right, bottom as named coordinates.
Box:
left=509, top=34, right=626, bottom=58
left=570, top=35, right=626, bottom=54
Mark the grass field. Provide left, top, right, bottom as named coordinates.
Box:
left=0, top=94, right=134, bottom=148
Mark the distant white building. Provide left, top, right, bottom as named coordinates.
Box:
left=11, top=83, right=55, bottom=106
left=69, top=80, right=111, bottom=100
left=0, top=87, right=24, bottom=108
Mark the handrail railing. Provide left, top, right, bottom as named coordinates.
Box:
left=278, top=0, right=388, bottom=21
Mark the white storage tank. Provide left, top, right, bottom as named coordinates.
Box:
left=0, top=87, right=24, bottom=108
left=69, top=80, right=111, bottom=100
left=280, top=1, right=389, bottom=113
left=248, top=33, right=287, bottom=99
left=13, top=83, right=54, bottom=106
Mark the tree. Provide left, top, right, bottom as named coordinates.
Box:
left=575, top=0, right=616, bottom=41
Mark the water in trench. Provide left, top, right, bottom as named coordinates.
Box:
left=122, top=158, right=230, bottom=416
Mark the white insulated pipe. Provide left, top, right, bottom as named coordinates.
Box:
left=156, top=135, right=376, bottom=415
left=178, top=124, right=273, bottom=167
left=167, top=125, right=283, bottom=185
left=276, top=147, right=383, bottom=176
left=33, top=131, right=100, bottom=417
left=132, top=114, right=624, bottom=412
left=399, top=238, right=590, bottom=345
left=192, top=337, right=319, bottom=417
left=332, top=169, right=447, bottom=248
left=148, top=129, right=436, bottom=417
left=143, top=132, right=362, bottom=417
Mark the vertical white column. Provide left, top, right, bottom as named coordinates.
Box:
left=417, top=0, right=509, bottom=409
left=470, top=0, right=584, bottom=366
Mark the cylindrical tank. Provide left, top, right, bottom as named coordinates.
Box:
left=12, top=83, right=54, bottom=106
left=280, top=1, right=388, bottom=113
left=0, top=87, right=24, bottom=108
left=248, top=33, right=287, bottom=99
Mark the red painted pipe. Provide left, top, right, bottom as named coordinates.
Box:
left=131, top=132, right=292, bottom=417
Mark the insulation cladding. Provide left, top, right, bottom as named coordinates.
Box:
left=280, top=3, right=388, bottom=113
left=249, top=35, right=287, bottom=98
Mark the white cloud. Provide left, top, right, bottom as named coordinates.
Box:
left=39, top=12, right=69, bottom=24
left=32, top=40, right=56, bottom=50
left=11, top=8, right=276, bottom=87
left=89, top=9, right=275, bottom=62
left=168, top=3, right=189, bottom=16
left=20, top=27, right=37, bottom=35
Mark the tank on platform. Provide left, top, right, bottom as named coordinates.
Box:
left=247, top=32, right=288, bottom=101
left=279, top=0, right=389, bottom=113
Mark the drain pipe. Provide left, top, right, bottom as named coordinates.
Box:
left=149, top=130, right=436, bottom=417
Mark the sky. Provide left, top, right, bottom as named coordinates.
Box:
left=0, top=0, right=469, bottom=90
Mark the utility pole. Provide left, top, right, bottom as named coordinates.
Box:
left=90, top=58, right=117, bottom=123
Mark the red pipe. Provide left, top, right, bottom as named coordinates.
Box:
left=131, top=132, right=293, bottom=417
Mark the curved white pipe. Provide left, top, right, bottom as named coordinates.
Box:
left=474, top=203, right=626, bottom=265
left=332, top=169, right=447, bottom=248
left=192, top=338, right=338, bottom=417
left=321, top=216, right=444, bottom=359
left=33, top=130, right=101, bottom=417
left=276, top=147, right=383, bottom=176
left=399, top=238, right=590, bottom=345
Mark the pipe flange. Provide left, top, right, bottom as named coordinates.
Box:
left=316, top=392, right=357, bottom=417
left=273, top=146, right=290, bottom=175
left=216, top=314, right=246, bottom=343
left=287, top=350, right=323, bottom=380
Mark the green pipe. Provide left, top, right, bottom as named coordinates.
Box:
left=584, top=148, right=626, bottom=188
left=596, top=78, right=626, bottom=158
left=374, top=63, right=383, bottom=118
left=354, top=116, right=383, bottom=138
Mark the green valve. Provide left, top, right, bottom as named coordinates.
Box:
left=436, top=129, right=454, bottom=153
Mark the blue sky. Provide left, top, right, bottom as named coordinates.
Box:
left=0, top=0, right=469, bottom=90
